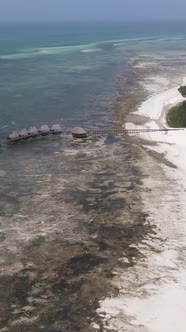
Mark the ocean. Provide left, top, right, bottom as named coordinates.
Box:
left=1, top=21, right=186, bottom=331
left=1, top=21, right=186, bottom=136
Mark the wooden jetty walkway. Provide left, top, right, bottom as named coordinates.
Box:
left=86, top=128, right=185, bottom=136
left=0, top=125, right=184, bottom=148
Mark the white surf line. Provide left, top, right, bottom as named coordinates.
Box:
left=95, top=84, right=186, bottom=332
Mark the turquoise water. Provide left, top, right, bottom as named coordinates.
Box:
left=0, top=21, right=186, bottom=137
left=1, top=21, right=186, bottom=331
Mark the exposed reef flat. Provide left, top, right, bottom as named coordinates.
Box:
left=0, top=133, right=154, bottom=332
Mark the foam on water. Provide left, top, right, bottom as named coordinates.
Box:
left=1, top=34, right=185, bottom=60
left=0, top=44, right=94, bottom=59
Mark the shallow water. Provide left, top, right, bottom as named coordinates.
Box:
left=0, top=134, right=152, bottom=331
left=1, top=21, right=186, bottom=331
left=1, top=21, right=186, bottom=137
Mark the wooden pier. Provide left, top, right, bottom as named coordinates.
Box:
left=87, top=128, right=184, bottom=136
left=0, top=125, right=184, bottom=148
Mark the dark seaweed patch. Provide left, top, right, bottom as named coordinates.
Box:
left=59, top=253, right=105, bottom=278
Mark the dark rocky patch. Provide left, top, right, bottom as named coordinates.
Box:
left=178, top=85, right=186, bottom=97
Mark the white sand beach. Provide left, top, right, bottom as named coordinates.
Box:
left=97, top=83, right=186, bottom=332
left=126, top=85, right=186, bottom=171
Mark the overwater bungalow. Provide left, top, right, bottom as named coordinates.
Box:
left=71, top=127, right=88, bottom=139
left=50, top=124, right=62, bottom=134
left=28, top=126, right=38, bottom=136
left=19, top=128, right=28, bottom=137
left=7, top=131, right=19, bottom=140
left=38, top=125, right=50, bottom=136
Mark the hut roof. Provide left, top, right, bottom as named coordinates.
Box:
left=71, top=127, right=88, bottom=138
left=39, top=125, right=50, bottom=132
left=7, top=131, right=19, bottom=140
left=50, top=124, right=62, bottom=132
left=71, top=127, right=87, bottom=135
left=28, top=126, right=38, bottom=135
left=19, top=128, right=28, bottom=137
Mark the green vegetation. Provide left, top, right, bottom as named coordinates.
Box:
left=167, top=101, right=186, bottom=128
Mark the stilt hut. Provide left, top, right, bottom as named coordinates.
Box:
left=38, top=125, right=50, bottom=136
left=71, top=127, right=88, bottom=139
left=28, top=126, right=38, bottom=137
left=50, top=124, right=62, bottom=134
left=19, top=129, right=28, bottom=137
left=7, top=131, right=19, bottom=141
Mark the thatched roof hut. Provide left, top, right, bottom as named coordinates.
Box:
left=71, top=127, right=88, bottom=138
left=50, top=124, right=62, bottom=133
left=19, top=128, right=28, bottom=137
left=39, top=125, right=50, bottom=135
left=7, top=131, right=19, bottom=140
left=28, top=126, right=38, bottom=135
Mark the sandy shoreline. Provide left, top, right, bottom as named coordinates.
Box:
left=97, top=81, right=186, bottom=331
left=124, top=85, right=186, bottom=332
left=126, top=85, right=186, bottom=169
